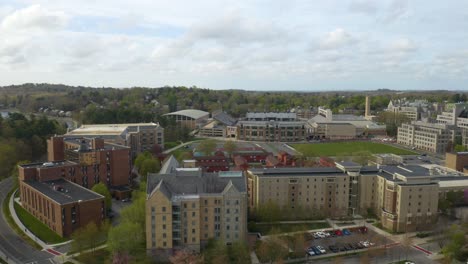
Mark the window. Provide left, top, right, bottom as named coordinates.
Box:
left=162, top=216, right=166, bottom=221
left=163, top=233, right=166, bottom=238
left=163, top=224, right=166, bottom=230
left=192, top=212, right=196, bottom=217
left=162, top=206, right=166, bottom=212
left=163, top=242, right=167, bottom=247
left=192, top=229, right=195, bottom=234
left=151, top=206, right=155, bottom=213
left=192, top=203, right=196, bottom=208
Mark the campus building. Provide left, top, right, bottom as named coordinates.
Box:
left=237, top=112, right=306, bottom=142
left=247, top=162, right=468, bottom=233
left=397, top=121, right=458, bottom=153
left=163, top=109, right=210, bottom=130
left=446, top=152, right=468, bottom=173
left=17, top=136, right=133, bottom=237
left=146, top=157, right=248, bottom=254
left=45, top=137, right=132, bottom=189
left=19, top=179, right=105, bottom=237
left=307, top=107, right=386, bottom=140
left=65, top=123, right=164, bottom=159
left=198, top=111, right=237, bottom=138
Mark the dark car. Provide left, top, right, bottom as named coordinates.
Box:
left=359, top=226, right=368, bottom=233
left=347, top=243, right=356, bottom=250
left=329, top=245, right=339, bottom=253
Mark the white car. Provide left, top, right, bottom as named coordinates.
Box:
left=316, top=246, right=326, bottom=254
left=307, top=249, right=315, bottom=256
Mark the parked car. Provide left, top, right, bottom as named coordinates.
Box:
left=328, top=245, right=339, bottom=253
left=307, top=248, right=316, bottom=256
left=335, top=229, right=343, bottom=236
left=359, top=226, right=368, bottom=233
left=316, top=245, right=326, bottom=254
left=342, top=229, right=351, bottom=235
left=311, top=246, right=321, bottom=255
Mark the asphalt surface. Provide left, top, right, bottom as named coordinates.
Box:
left=304, top=243, right=436, bottom=264
left=0, top=177, right=55, bottom=264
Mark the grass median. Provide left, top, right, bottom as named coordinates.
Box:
left=14, top=202, right=68, bottom=244
left=2, top=188, right=42, bottom=249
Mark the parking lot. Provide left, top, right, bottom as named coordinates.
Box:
left=304, top=226, right=392, bottom=256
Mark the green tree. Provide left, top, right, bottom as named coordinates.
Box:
left=71, top=222, right=100, bottom=257
left=108, top=221, right=143, bottom=255
left=442, top=224, right=468, bottom=261
left=139, top=158, right=160, bottom=182
left=197, top=140, right=217, bottom=156
left=223, top=140, right=237, bottom=157
left=256, top=237, right=288, bottom=264
left=228, top=241, right=251, bottom=264
left=91, top=183, right=112, bottom=211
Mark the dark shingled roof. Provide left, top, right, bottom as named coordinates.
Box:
left=147, top=170, right=247, bottom=196
left=23, top=179, right=104, bottom=205
left=213, top=112, right=237, bottom=126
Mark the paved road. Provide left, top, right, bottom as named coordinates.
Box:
left=304, top=244, right=436, bottom=264
left=0, top=177, right=55, bottom=264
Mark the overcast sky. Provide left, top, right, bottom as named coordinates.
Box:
left=0, top=0, right=467, bottom=90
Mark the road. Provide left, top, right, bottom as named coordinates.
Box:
left=0, top=177, right=55, bottom=264
left=304, top=244, right=436, bottom=264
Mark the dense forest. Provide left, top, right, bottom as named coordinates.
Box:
left=1, top=83, right=466, bottom=126
left=0, top=113, right=66, bottom=179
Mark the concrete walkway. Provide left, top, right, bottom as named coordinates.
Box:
left=9, top=189, right=71, bottom=251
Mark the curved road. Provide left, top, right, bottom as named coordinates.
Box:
left=0, top=177, right=54, bottom=264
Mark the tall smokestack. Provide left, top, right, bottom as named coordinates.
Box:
left=365, top=95, right=370, bottom=117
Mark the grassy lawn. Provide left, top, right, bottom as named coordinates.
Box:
left=14, top=202, right=68, bottom=244
left=291, top=141, right=416, bottom=157
left=249, top=222, right=330, bottom=235
left=76, top=248, right=110, bottom=264
left=2, top=188, right=42, bottom=249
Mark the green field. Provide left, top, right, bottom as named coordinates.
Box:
left=14, top=202, right=68, bottom=244
left=291, top=141, right=416, bottom=157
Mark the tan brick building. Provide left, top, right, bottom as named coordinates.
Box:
left=446, top=152, right=468, bottom=172
left=146, top=158, right=248, bottom=254
left=248, top=162, right=468, bottom=233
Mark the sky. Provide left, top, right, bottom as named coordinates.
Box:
left=0, top=0, right=468, bottom=91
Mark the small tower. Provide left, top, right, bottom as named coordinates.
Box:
left=365, top=95, right=371, bottom=118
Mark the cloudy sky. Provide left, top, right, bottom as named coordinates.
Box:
left=0, top=0, right=467, bottom=90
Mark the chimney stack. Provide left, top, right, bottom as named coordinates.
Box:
left=365, top=95, right=371, bottom=117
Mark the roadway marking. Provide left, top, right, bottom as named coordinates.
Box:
left=45, top=248, right=61, bottom=256
left=413, top=245, right=432, bottom=255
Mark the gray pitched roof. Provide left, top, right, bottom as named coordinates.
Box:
left=159, top=155, right=180, bottom=174
left=213, top=111, right=237, bottom=126
left=147, top=171, right=246, bottom=197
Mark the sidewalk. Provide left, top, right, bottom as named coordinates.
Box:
left=9, top=189, right=71, bottom=251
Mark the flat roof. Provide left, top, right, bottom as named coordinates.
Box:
left=163, top=109, right=209, bottom=120
left=23, top=179, right=104, bottom=205
left=68, top=123, right=160, bottom=136
left=249, top=167, right=346, bottom=177
left=20, top=160, right=78, bottom=169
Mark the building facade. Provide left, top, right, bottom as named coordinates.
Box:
left=44, top=137, right=132, bottom=189
left=146, top=163, right=248, bottom=254
left=247, top=162, right=468, bottom=233
left=237, top=112, right=306, bottom=142
left=19, top=178, right=105, bottom=237
left=65, top=123, right=164, bottom=159
left=397, top=121, right=457, bottom=153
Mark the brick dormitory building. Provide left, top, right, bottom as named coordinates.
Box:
left=18, top=136, right=133, bottom=237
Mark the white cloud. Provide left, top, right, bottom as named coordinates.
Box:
left=1, top=5, right=68, bottom=32
left=388, top=38, right=418, bottom=53
left=319, top=28, right=356, bottom=50
left=382, top=0, right=409, bottom=23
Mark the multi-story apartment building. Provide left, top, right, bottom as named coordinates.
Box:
left=66, top=123, right=164, bottom=159
left=237, top=112, right=306, bottom=142
left=397, top=121, right=457, bottom=153
left=146, top=158, right=248, bottom=255
left=19, top=178, right=105, bottom=237
left=386, top=99, right=434, bottom=121
left=45, top=137, right=132, bottom=188
left=247, top=162, right=468, bottom=233
left=436, top=103, right=468, bottom=126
